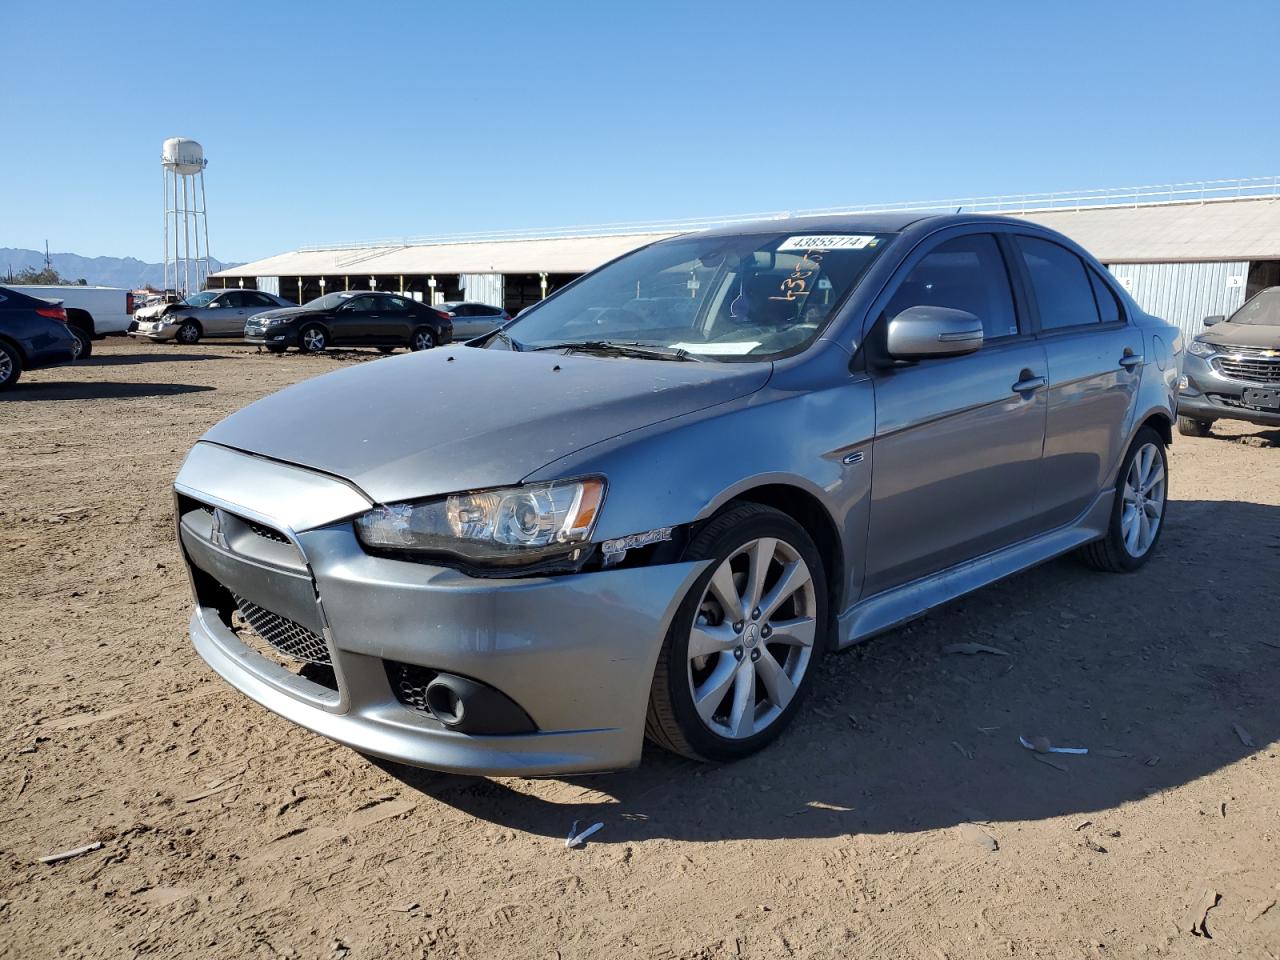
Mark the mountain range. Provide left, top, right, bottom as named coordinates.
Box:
left=0, top=247, right=241, bottom=289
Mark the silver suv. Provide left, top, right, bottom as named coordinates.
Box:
left=174, top=214, right=1182, bottom=775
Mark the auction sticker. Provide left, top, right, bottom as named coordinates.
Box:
left=777, top=235, right=878, bottom=251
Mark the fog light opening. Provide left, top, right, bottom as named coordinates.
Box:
left=425, top=680, right=466, bottom=726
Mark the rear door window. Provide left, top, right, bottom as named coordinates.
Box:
left=885, top=234, right=1020, bottom=340
left=1014, top=236, right=1101, bottom=330
left=1088, top=270, right=1122, bottom=324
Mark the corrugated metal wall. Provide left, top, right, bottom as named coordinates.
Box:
left=459, top=273, right=504, bottom=309
left=1106, top=261, right=1248, bottom=340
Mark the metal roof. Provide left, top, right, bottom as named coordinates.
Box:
left=212, top=182, right=1280, bottom=280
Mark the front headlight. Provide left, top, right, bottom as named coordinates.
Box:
left=1188, top=339, right=1217, bottom=358
left=355, top=477, right=605, bottom=566
left=264, top=316, right=291, bottom=327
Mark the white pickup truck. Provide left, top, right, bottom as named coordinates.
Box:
left=8, top=285, right=135, bottom=358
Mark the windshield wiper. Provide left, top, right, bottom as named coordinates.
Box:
left=526, top=340, right=704, bottom=362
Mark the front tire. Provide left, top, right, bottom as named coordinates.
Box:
left=1178, top=416, right=1212, bottom=437
left=70, top=327, right=92, bottom=359
left=1079, top=427, right=1168, bottom=573
left=176, top=320, right=201, bottom=345
left=645, top=503, right=827, bottom=762
left=299, top=325, right=328, bottom=353
left=0, top=341, right=22, bottom=390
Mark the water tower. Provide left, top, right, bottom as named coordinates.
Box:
left=161, top=138, right=212, bottom=295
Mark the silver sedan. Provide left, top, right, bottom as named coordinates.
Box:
left=173, top=213, right=1182, bottom=776
left=130, top=289, right=294, bottom=343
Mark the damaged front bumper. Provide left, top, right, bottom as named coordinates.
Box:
left=175, top=442, right=705, bottom=776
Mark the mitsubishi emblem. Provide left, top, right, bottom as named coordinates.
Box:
left=209, top=508, right=229, bottom=549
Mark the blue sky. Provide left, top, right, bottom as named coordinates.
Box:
left=3, top=0, right=1276, bottom=263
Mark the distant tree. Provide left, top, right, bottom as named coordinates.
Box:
left=4, top=266, right=72, bottom=285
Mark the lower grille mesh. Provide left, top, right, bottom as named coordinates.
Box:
left=231, top=593, right=331, bottom=665
left=385, top=661, right=439, bottom=714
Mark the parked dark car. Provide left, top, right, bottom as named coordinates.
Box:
left=244, top=291, right=453, bottom=353
left=1179, top=286, right=1280, bottom=435
left=0, top=285, right=80, bottom=390
left=436, top=301, right=511, bottom=340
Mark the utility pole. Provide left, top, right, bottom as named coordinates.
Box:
left=44, top=240, right=52, bottom=271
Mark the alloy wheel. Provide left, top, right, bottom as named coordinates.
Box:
left=302, top=328, right=326, bottom=352
left=412, top=330, right=435, bottom=351
left=1121, top=441, right=1165, bottom=557
left=178, top=323, right=199, bottom=344
left=686, top=537, right=817, bottom=739
left=0, top=350, right=12, bottom=384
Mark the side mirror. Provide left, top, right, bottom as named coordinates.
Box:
left=886, top=305, right=984, bottom=359
left=1202, top=314, right=1224, bottom=327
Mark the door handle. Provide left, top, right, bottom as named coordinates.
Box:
left=1119, top=351, right=1143, bottom=369
left=1012, top=373, right=1047, bottom=395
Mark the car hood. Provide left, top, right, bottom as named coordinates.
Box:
left=1198, top=322, right=1280, bottom=350
left=202, top=347, right=772, bottom=503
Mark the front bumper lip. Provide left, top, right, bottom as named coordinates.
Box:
left=128, top=324, right=177, bottom=341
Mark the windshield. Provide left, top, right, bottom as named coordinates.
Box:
left=184, top=291, right=219, bottom=307
left=500, top=231, right=893, bottom=360
left=1228, top=287, right=1280, bottom=326
left=304, top=292, right=354, bottom=310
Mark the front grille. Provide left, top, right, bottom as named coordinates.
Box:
left=1214, top=351, right=1280, bottom=384
left=245, top=519, right=289, bottom=543
left=231, top=592, right=331, bottom=665
left=385, top=661, right=439, bottom=714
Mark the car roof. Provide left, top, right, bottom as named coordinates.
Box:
left=688, top=211, right=1029, bottom=240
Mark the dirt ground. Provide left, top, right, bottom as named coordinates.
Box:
left=1, top=339, right=1278, bottom=960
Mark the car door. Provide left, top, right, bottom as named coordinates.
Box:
left=449, top=304, right=490, bottom=340
left=333, top=295, right=381, bottom=345
left=205, top=291, right=249, bottom=336
left=378, top=296, right=417, bottom=343
left=1010, top=235, right=1142, bottom=527
left=862, top=231, right=1051, bottom=596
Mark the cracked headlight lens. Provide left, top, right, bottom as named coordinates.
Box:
left=355, top=477, right=606, bottom=566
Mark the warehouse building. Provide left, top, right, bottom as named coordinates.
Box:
left=211, top=177, right=1280, bottom=341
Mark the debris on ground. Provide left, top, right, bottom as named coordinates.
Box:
left=1031, top=754, right=1068, bottom=773
left=1182, top=888, right=1220, bottom=938
left=38, top=841, right=103, bottom=865
left=942, top=642, right=1009, bottom=657
left=565, top=821, right=604, bottom=849
left=957, top=822, right=998, bottom=852
left=1247, top=899, right=1276, bottom=923
left=1232, top=722, right=1256, bottom=747
left=1020, top=735, right=1087, bottom=755
left=951, top=741, right=973, bottom=760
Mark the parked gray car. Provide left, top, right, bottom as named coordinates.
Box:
left=130, top=289, right=294, bottom=344
left=1178, top=286, right=1280, bottom=435
left=173, top=214, right=1182, bottom=775
left=435, top=301, right=511, bottom=340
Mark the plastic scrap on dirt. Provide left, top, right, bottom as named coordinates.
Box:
left=1019, top=735, right=1088, bottom=755
left=1182, top=887, right=1220, bottom=938
left=565, top=821, right=604, bottom=849
left=957, top=822, right=998, bottom=852
left=942, top=642, right=1009, bottom=657
left=38, top=841, right=102, bottom=865
left=1232, top=722, right=1256, bottom=747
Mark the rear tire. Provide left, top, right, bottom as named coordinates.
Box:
left=1079, top=427, right=1168, bottom=573
left=645, top=503, right=827, bottom=762
left=377, top=346, right=396, bottom=354
left=176, top=320, right=201, bottom=345
left=1178, top=416, right=1212, bottom=437
left=410, top=328, right=436, bottom=351
left=299, top=325, right=328, bottom=353
left=0, top=341, right=22, bottom=390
